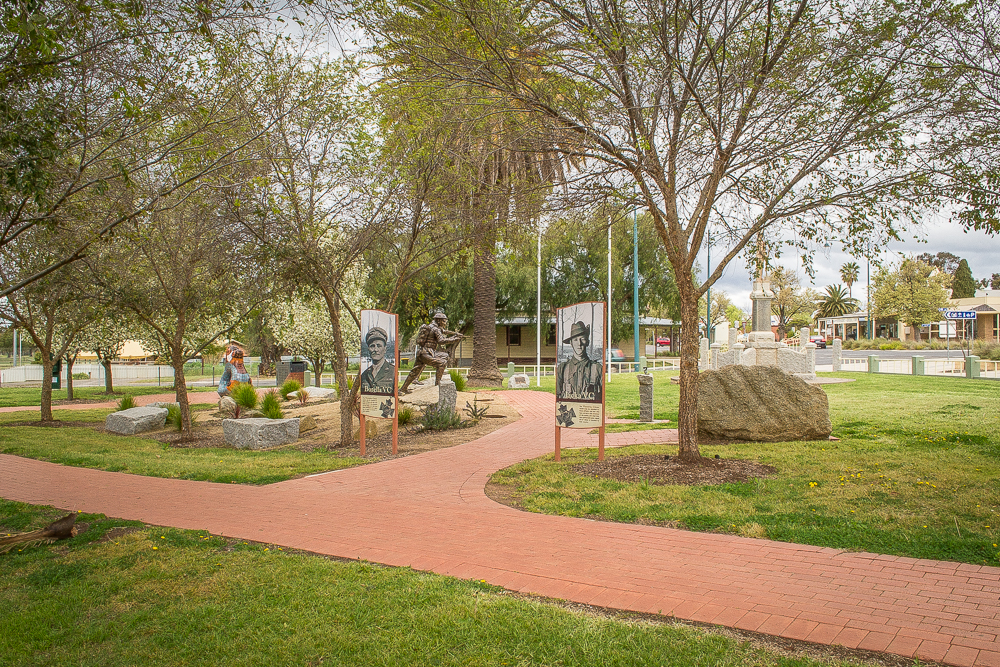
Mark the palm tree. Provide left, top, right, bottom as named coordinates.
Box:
left=816, top=284, right=860, bottom=318
left=840, top=262, right=860, bottom=298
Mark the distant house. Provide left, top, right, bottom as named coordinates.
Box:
left=815, top=290, right=1000, bottom=342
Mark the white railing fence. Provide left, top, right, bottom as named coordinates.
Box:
left=1, top=363, right=175, bottom=384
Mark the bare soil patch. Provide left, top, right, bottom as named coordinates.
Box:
left=142, top=391, right=520, bottom=459
left=572, top=454, right=778, bottom=486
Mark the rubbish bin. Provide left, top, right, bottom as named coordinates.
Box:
left=52, top=359, right=62, bottom=389
left=288, top=360, right=306, bottom=386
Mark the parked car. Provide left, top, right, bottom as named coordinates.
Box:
left=655, top=337, right=671, bottom=346
left=809, top=336, right=827, bottom=349
left=609, top=348, right=626, bottom=362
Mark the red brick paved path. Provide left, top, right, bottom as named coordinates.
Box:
left=2, top=391, right=998, bottom=666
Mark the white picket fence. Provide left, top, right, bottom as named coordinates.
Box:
left=837, top=356, right=999, bottom=378
left=0, top=363, right=175, bottom=384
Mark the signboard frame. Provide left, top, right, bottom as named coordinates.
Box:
left=553, top=301, right=607, bottom=462
left=358, top=309, right=399, bottom=456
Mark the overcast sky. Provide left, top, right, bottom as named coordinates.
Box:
left=698, top=220, right=1000, bottom=313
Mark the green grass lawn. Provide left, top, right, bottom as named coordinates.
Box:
left=0, top=408, right=365, bottom=485
left=493, top=373, right=1000, bottom=566
left=0, top=501, right=872, bottom=667
left=0, top=385, right=213, bottom=408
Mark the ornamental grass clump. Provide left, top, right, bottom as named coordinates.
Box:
left=261, top=390, right=283, bottom=420
left=449, top=369, right=467, bottom=392
left=165, top=405, right=183, bottom=432
left=397, top=405, right=414, bottom=426
left=279, top=379, right=301, bottom=401
left=116, top=394, right=136, bottom=411
left=230, top=383, right=258, bottom=418
left=297, top=388, right=310, bottom=406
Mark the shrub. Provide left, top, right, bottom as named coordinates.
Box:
left=463, top=398, right=488, bottom=422
left=230, top=383, right=258, bottom=418
left=165, top=405, right=183, bottom=431
left=279, top=379, right=302, bottom=401
left=420, top=404, right=463, bottom=431
left=116, top=394, right=136, bottom=411
left=879, top=342, right=904, bottom=350
left=72, top=372, right=89, bottom=380
left=449, top=369, right=467, bottom=392
left=261, top=390, right=284, bottom=419
left=398, top=405, right=414, bottom=426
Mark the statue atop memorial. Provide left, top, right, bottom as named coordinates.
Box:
left=399, top=312, right=464, bottom=394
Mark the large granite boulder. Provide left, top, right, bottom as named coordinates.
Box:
left=697, top=365, right=832, bottom=442
left=400, top=381, right=439, bottom=407
left=288, top=386, right=338, bottom=401
left=105, top=407, right=168, bottom=435
left=223, top=418, right=300, bottom=450
left=437, top=376, right=457, bottom=414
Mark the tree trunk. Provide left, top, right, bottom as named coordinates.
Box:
left=65, top=355, right=75, bottom=400
left=40, top=354, right=54, bottom=422
left=101, top=357, right=114, bottom=393
left=466, top=221, right=503, bottom=387
left=676, top=281, right=703, bottom=462
left=172, top=351, right=192, bottom=436
left=310, top=358, right=325, bottom=386
left=322, top=294, right=356, bottom=448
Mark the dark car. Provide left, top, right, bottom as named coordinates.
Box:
left=809, top=336, right=827, bottom=349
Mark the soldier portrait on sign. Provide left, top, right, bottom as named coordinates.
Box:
left=555, top=302, right=605, bottom=429
left=360, top=310, right=398, bottom=419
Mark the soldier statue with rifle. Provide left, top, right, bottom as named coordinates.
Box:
left=399, top=312, right=465, bottom=394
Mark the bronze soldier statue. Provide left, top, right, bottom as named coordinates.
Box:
left=399, top=312, right=464, bottom=394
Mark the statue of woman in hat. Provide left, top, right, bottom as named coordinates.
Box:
left=556, top=321, right=603, bottom=402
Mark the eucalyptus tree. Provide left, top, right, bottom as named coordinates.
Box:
left=0, top=227, right=94, bottom=420
left=770, top=266, right=819, bottom=339
left=106, top=188, right=266, bottom=436
left=872, top=259, right=951, bottom=341
left=362, top=0, right=965, bottom=460
left=368, top=9, right=581, bottom=387
left=234, top=52, right=390, bottom=447
left=0, top=0, right=343, bottom=297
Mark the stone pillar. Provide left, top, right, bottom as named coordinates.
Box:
left=699, top=337, right=710, bottom=369
left=437, top=375, right=457, bottom=414
left=728, top=328, right=738, bottom=348
left=832, top=338, right=842, bottom=372
left=715, top=323, right=728, bottom=347
left=750, top=278, right=774, bottom=333
left=804, top=342, right=816, bottom=375
left=710, top=343, right=722, bottom=370
left=638, top=374, right=653, bottom=422
left=732, top=343, right=745, bottom=365
left=800, top=327, right=810, bottom=346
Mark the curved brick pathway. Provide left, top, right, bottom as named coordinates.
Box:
left=1, top=391, right=998, bottom=666
left=0, top=392, right=220, bottom=414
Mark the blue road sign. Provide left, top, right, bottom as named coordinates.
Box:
left=943, top=310, right=977, bottom=320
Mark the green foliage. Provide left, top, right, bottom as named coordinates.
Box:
left=420, top=404, right=463, bottom=431
left=493, top=373, right=1000, bottom=566
left=280, top=379, right=302, bottom=401
left=397, top=405, right=415, bottom=426
left=815, top=284, right=860, bottom=318
left=116, top=394, right=136, bottom=411
left=165, top=405, right=183, bottom=432
left=951, top=259, right=977, bottom=298
left=71, top=372, right=89, bottom=380
left=463, top=398, right=488, bottom=421
left=872, top=259, right=952, bottom=337
left=261, top=390, right=284, bottom=420
left=297, top=388, right=310, bottom=406
left=449, top=369, right=466, bottom=392
left=230, top=383, right=258, bottom=417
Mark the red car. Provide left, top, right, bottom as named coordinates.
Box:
left=656, top=337, right=671, bottom=346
